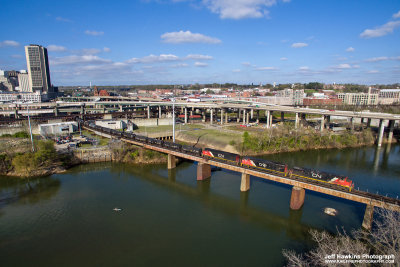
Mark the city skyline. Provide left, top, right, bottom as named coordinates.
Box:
left=0, top=0, right=399, bottom=86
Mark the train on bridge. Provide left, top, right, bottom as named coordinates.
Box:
left=82, top=120, right=354, bottom=191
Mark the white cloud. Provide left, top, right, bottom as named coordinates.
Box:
left=85, top=30, right=104, bottom=36
left=194, top=62, right=208, bottom=67
left=336, top=63, right=352, bottom=69
left=203, top=0, right=287, bottom=19
left=47, top=45, right=67, bottom=52
left=51, top=55, right=112, bottom=65
left=365, top=56, right=389, bottom=62
left=171, top=63, right=189, bottom=68
left=127, top=54, right=180, bottom=64
left=291, top=42, right=308, bottom=48
left=81, top=48, right=101, bottom=55
left=367, top=70, right=380, bottom=74
left=242, top=62, right=251, bottom=66
left=360, top=21, right=400, bottom=38
left=298, top=66, right=309, bottom=71
left=185, top=54, right=213, bottom=60
left=56, top=16, right=72, bottom=22
left=256, top=66, right=278, bottom=70
left=393, top=10, right=400, bottom=19
left=346, top=47, right=355, bottom=52
left=103, top=47, right=111, bottom=52
left=280, top=57, right=288, bottom=61
left=0, top=40, right=19, bottom=47
left=161, top=30, right=221, bottom=44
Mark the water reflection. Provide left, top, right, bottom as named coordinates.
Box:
left=0, top=176, right=60, bottom=207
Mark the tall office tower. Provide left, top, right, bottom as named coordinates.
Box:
left=25, top=44, right=52, bottom=93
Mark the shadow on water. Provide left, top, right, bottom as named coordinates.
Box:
left=107, top=162, right=322, bottom=243
left=0, top=176, right=61, bottom=207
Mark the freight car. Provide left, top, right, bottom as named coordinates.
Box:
left=182, top=145, right=202, bottom=156
left=163, top=141, right=182, bottom=151
left=148, top=138, right=163, bottom=147
left=241, top=156, right=288, bottom=176
left=135, top=135, right=148, bottom=143
left=202, top=147, right=240, bottom=165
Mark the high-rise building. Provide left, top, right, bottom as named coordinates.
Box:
left=18, top=70, right=30, bottom=92
left=25, top=44, right=52, bottom=93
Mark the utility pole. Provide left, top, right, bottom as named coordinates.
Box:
left=172, top=99, right=176, bottom=143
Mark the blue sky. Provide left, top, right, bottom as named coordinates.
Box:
left=0, top=0, right=399, bottom=86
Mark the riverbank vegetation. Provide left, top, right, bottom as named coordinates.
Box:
left=283, top=208, right=400, bottom=266
left=241, top=124, right=376, bottom=154
left=109, top=141, right=167, bottom=164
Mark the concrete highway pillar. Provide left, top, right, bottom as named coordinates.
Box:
left=167, top=154, right=176, bottom=169
left=237, top=109, right=241, bottom=123
left=269, top=112, right=273, bottom=127
left=256, top=110, right=259, bottom=124
left=246, top=111, right=250, bottom=124
left=367, top=118, right=372, bottom=128
left=266, top=110, right=270, bottom=128
left=159, top=106, right=162, bottom=118
left=281, top=112, right=284, bottom=124
left=320, top=115, right=325, bottom=132
left=290, top=186, right=305, bottom=210
left=325, top=115, right=331, bottom=129
left=362, top=204, right=374, bottom=230
left=184, top=107, right=188, bottom=124
left=377, top=119, right=386, bottom=147
left=349, top=117, right=354, bottom=130
left=181, top=106, right=184, bottom=113
left=240, top=173, right=250, bottom=192
left=190, top=107, right=194, bottom=117
left=250, top=109, right=254, bottom=119
left=225, top=110, right=228, bottom=124
left=387, top=120, right=395, bottom=144
left=202, top=110, right=206, bottom=122
left=243, top=109, right=246, bottom=123
left=54, top=106, right=59, bottom=117
left=147, top=106, right=150, bottom=119
left=197, top=163, right=211, bottom=181
left=295, top=112, right=299, bottom=129
left=210, top=109, right=213, bottom=125
left=220, top=108, right=224, bottom=125
left=119, top=105, right=123, bottom=112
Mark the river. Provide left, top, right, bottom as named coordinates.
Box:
left=0, top=144, right=399, bottom=266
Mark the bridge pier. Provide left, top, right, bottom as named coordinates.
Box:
left=197, top=162, right=211, bottom=181
left=147, top=106, right=150, bottom=119
left=256, top=110, right=259, bottom=124
left=246, top=111, right=249, bottom=124
left=377, top=119, right=386, bottom=147
left=202, top=110, right=206, bottom=122
left=240, top=173, right=250, bottom=192
left=250, top=109, right=254, bottom=119
left=159, top=106, right=162, bottom=118
left=387, top=120, right=395, bottom=144
left=266, top=110, right=270, bottom=128
left=184, top=107, right=188, bottom=124
left=290, top=186, right=305, bottom=210
left=362, top=204, right=374, bottom=230
left=237, top=109, right=241, bottom=123
left=243, top=109, right=246, bottom=124
left=210, top=109, right=213, bottom=125
left=281, top=112, right=284, bottom=124
left=225, top=110, right=228, bottom=124
left=220, top=108, right=224, bottom=125
left=320, top=115, right=325, bottom=132
left=295, top=112, right=299, bottom=129
left=167, top=154, right=176, bottom=169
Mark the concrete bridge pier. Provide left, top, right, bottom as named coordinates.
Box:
left=167, top=154, right=176, bottom=169
left=266, top=110, right=270, bottom=128
left=349, top=117, right=354, bottom=131
left=159, top=106, right=162, bottom=118
left=220, top=108, right=224, bottom=125
left=387, top=120, right=395, bottom=143
left=362, top=204, right=374, bottom=230
left=377, top=119, right=386, bottom=147
left=250, top=109, right=254, bottom=119
left=147, top=106, right=150, bottom=119
left=225, top=110, right=228, bottom=124
left=184, top=107, right=188, bottom=124
left=290, top=186, right=305, bottom=210
left=237, top=109, right=241, bottom=123
left=240, top=173, right=250, bottom=192
left=197, top=163, right=211, bottom=181
left=256, top=110, right=259, bottom=124
left=191, top=107, right=194, bottom=117
left=295, top=112, right=299, bottom=129
left=202, top=110, right=206, bottom=122
left=246, top=111, right=250, bottom=124
left=301, top=113, right=306, bottom=127
left=243, top=109, right=246, bottom=124
left=54, top=106, right=59, bottom=117
left=320, top=115, right=325, bottom=132
left=325, top=115, right=331, bottom=129
left=210, top=109, right=214, bottom=125
left=119, top=105, right=123, bottom=112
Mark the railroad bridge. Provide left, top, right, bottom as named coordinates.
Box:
left=83, top=124, right=400, bottom=229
